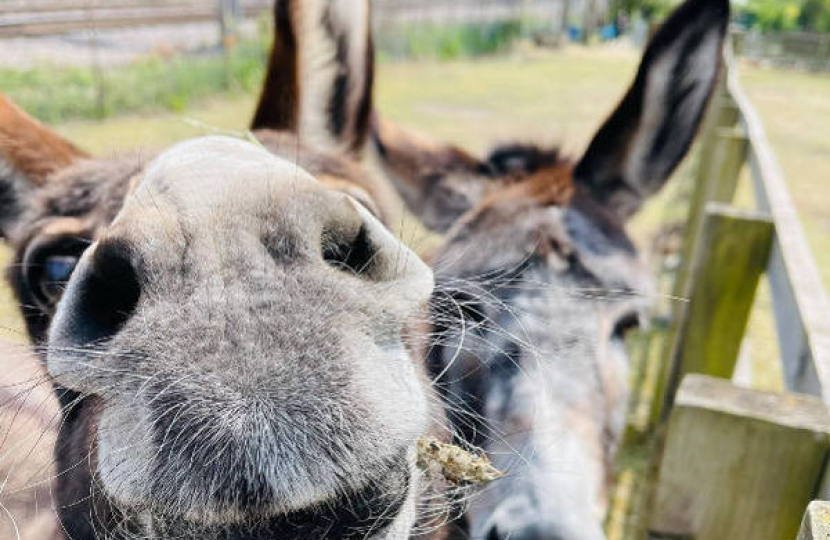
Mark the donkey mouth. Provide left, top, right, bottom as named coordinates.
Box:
left=92, top=381, right=417, bottom=527
left=142, top=468, right=413, bottom=540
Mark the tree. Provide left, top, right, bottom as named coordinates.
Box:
left=610, top=0, right=675, bottom=22
left=743, top=0, right=800, bottom=31
left=798, top=0, right=830, bottom=31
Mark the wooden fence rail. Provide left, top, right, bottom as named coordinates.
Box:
left=731, top=75, right=830, bottom=401
left=0, top=0, right=567, bottom=38
left=735, top=29, right=830, bottom=72
left=650, top=375, right=830, bottom=540
left=0, top=0, right=271, bottom=37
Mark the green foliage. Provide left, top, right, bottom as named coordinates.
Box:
left=611, top=0, right=676, bottom=21
left=799, top=0, right=830, bottom=31
left=738, top=0, right=830, bottom=32
left=743, top=0, right=801, bottom=31
left=0, top=38, right=268, bottom=123
left=616, top=0, right=830, bottom=33
left=375, top=20, right=525, bottom=61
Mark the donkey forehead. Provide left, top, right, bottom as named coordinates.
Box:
left=137, top=135, right=318, bottom=207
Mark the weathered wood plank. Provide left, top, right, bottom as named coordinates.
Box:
left=649, top=374, right=830, bottom=540
left=662, top=203, right=773, bottom=409
left=651, top=90, right=748, bottom=424
left=796, top=501, right=830, bottom=540
left=726, top=51, right=830, bottom=403
left=669, top=96, right=742, bottom=304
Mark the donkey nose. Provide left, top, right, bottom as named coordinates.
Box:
left=481, top=496, right=605, bottom=540
left=486, top=524, right=564, bottom=540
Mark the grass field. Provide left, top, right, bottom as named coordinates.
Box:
left=1, top=42, right=828, bottom=538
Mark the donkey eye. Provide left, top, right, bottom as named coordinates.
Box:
left=45, top=255, right=79, bottom=284
left=37, top=255, right=79, bottom=307
left=612, top=312, right=640, bottom=340
left=23, top=234, right=89, bottom=312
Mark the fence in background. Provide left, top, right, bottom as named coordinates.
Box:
left=372, top=0, right=567, bottom=58
left=0, top=0, right=270, bottom=37
left=734, top=29, right=830, bottom=72
left=0, top=0, right=571, bottom=39
left=631, top=38, right=830, bottom=540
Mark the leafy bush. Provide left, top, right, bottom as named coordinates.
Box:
left=375, top=20, right=525, bottom=61
left=615, top=0, right=830, bottom=33
left=737, top=0, right=830, bottom=32
left=743, top=0, right=801, bottom=32
left=799, top=0, right=830, bottom=31
left=610, top=0, right=676, bottom=21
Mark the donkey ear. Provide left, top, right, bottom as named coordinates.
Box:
left=0, top=93, right=88, bottom=239
left=251, top=0, right=374, bottom=157
left=574, top=0, right=729, bottom=220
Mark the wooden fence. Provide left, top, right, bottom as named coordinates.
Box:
left=0, top=0, right=570, bottom=39
left=373, top=0, right=564, bottom=26
left=0, top=0, right=271, bottom=38
left=734, top=29, right=830, bottom=72
left=637, top=38, right=830, bottom=540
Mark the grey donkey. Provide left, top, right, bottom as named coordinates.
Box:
left=369, top=0, right=730, bottom=538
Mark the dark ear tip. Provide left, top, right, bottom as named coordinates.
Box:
left=700, top=0, right=731, bottom=20
left=644, top=0, right=730, bottom=63
left=686, top=0, right=730, bottom=23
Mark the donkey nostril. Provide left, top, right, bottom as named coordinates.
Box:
left=487, top=527, right=503, bottom=540
left=322, top=224, right=378, bottom=279
left=486, top=524, right=565, bottom=540
left=68, top=239, right=141, bottom=343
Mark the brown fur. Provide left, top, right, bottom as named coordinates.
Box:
left=0, top=94, right=87, bottom=185
left=250, top=0, right=298, bottom=132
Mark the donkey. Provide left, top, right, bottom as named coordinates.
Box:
left=370, top=0, right=730, bottom=538
left=0, top=1, right=456, bottom=539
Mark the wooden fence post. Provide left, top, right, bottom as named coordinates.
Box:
left=649, top=374, right=830, bottom=540
left=660, top=203, right=772, bottom=411
left=670, top=105, right=744, bottom=304
left=650, top=98, right=745, bottom=426
left=707, top=127, right=749, bottom=203
left=217, top=0, right=242, bottom=51
left=796, top=501, right=830, bottom=540
left=645, top=72, right=747, bottom=430
left=559, top=0, right=571, bottom=40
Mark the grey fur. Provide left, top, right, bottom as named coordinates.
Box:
left=45, top=137, right=435, bottom=537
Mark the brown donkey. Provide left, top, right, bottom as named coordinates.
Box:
left=0, top=1, right=455, bottom=539
left=370, top=0, right=730, bottom=538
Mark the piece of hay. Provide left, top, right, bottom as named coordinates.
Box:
left=416, top=436, right=503, bottom=486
